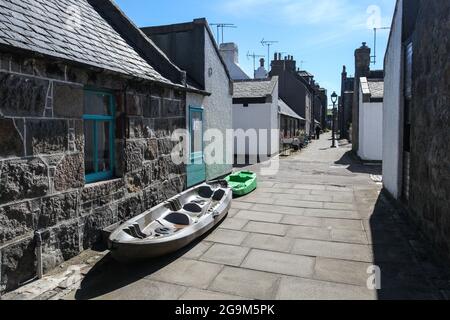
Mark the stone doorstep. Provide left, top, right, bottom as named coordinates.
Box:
left=2, top=248, right=107, bottom=300
left=1, top=264, right=89, bottom=300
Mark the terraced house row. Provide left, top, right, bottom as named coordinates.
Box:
left=0, top=0, right=235, bottom=294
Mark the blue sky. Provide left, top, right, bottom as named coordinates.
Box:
left=116, top=0, right=396, bottom=105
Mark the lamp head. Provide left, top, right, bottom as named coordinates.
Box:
left=331, top=91, right=338, bottom=105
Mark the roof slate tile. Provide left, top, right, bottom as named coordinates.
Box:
left=0, top=0, right=175, bottom=84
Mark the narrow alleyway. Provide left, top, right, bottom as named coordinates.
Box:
left=5, top=133, right=449, bottom=300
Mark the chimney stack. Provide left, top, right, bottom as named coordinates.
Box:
left=355, top=42, right=371, bottom=78
left=260, top=58, right=265, bottom=67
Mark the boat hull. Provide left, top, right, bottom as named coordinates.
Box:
left=108, top=181, right=232, bottom=262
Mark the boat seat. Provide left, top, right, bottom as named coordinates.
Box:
left=183, top=203, right=203, bottom=214
left=198, top=186, right=214, bottom=199
left=212, top=189, right=226, bottom=201
left=164, top=212, right=192, bottom=226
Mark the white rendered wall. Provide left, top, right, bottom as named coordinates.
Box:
left=358, top=90, right=383, bottom=161
left=219, top=43, right=250, bottom=80
left=203, top=30, right=233, bottom=180
left=383, top=0, right=404, bottom=199
left=233, top=83, right=279, bottom=157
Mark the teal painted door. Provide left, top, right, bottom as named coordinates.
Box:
left=187, top=106, right=206, bottom=187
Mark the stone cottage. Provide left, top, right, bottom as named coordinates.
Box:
left=0, top=0, right=206, bottom=294
left=383, top=0, right=450, bottom=260
left=142, top=19, right=233, bottom=186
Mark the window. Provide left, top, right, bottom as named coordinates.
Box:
left=83, top=90, right=115, bottom=183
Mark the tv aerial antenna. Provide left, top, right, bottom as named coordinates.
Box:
left=261, top=39, right=278, bottom=70
left=371, top=27, right=390, bottom=65
left=247, top=52, right=265, bottom=73
left=211, top=23, right=237, bottom=45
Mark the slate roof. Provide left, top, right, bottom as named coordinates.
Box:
left=298, top=70, right=313, bottom=78
left=0, top=0, right=182, bottom=85
left=278, top=99, right=305, bottom=121
left=233, top=76, right=278, bottom=99
left=367, top=79, right=384, bottom=100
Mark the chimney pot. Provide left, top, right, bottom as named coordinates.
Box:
left=260, top=58, right=265, bottom=67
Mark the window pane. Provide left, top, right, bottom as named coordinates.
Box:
left=97, top=121, right=111, bottom=172
left=84, top=120, right=95, bottom=174
left=84, top=92, right=112, bottom=116
left=191, top=111, right=203, bottom=154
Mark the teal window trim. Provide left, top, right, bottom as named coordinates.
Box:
left=83, top=90, right=116, bottom=184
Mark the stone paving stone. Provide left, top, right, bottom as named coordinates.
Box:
left=291, top=239, right=373, bottom=262
left=287, top=226, right=331, bottom=241
left=258, top=182, right=275, bottom=188
left=324, top=202, right=356, bottom=210
left=310, top=189, right=353, bottom=195
left=242, top=249, right=315, bottom=278
left=218, top=217, right=249, bottom=230
left=303, top=208, right=360, bottom=219
left=243, top=221, right=289, bottom=236
left=273, top=183, right=295, bottom=189
left=323, top=218, right=364, bottom=231
left=251, top=203, right=304, bottom=215
left=183, top=242, right=213, bottom=260
left=94, top=279, right=187, bottom=300
left=236, top=197, right=275, bottom=205
left=243, top=234, right=293, bottom=253
left=231, top=201, right=253, bottom=210
left=227, top=208, right=240, bottom=218
left=148, top=259, right=223, bottom=289
left=205, top=229, right=249, bottom=246
left=258, top=187, right=311, bottom=195
left=302, top=194, right=334, bottom=202
left=280, top=215, right=323, bottom=227
left=331, top=229, right=368, bottom=244
left=234, top=210, right=283, bottom=223
left=276, top=276, right=376, bottom=300
left=294, top=184, right=327, bottom=191
left=314, top=258, right=372, bottom=286
left=209, top=267, right=280, bottom=300
left=332, top=195, right=355, bottom=204
left=326, top=186, right=353, bottom=192
left=200, top=244, right=250, bottom=267
left=274, top=199, right=324, bottom=209
left=179, top=288, right=249, bottom=300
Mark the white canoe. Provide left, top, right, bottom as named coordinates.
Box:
left=108, top=180, right=232, bottom=262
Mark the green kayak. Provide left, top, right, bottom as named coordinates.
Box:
left=225, top=171, right=257, bottom=197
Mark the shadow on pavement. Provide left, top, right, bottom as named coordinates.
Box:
left=335, top=151, right=382, bottom=175
left=72, top=222, right=223, bottom=300
left=369, top=192, right=450, bottom=300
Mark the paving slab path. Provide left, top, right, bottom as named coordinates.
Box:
left=5, top=133, right=450, bottom=300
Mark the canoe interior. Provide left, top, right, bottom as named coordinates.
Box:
left=225, top=171, right=257, bottom=196
left=109, top=181, right=231, bottom=246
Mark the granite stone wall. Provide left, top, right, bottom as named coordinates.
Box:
left=408, top=0, right=450, bottom=259
left=0, top=49, right=187, bottom=294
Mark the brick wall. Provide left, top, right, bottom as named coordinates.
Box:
left=408, top=0, right=450, bottom=258
left=0, top=49, right=187, bottom=293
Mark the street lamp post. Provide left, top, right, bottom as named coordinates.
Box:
left=331, top=92, right=338, bottom=148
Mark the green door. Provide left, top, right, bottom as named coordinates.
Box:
left=187, top=106, right=206, bottom=187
